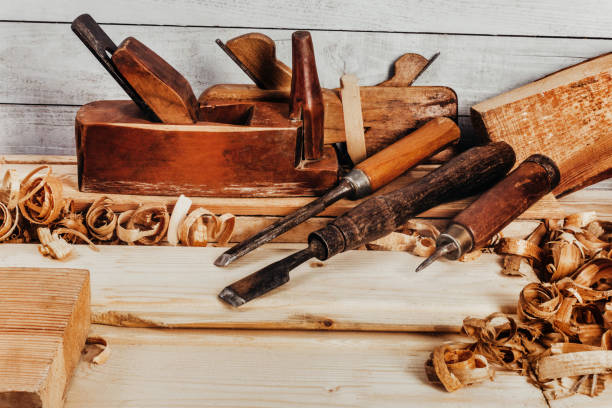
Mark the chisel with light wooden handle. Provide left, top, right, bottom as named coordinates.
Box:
left=415, top=154, right=560, bottom=272
left=218, top=141, right=515, bottom=306
left=214, top=117, right=460, bottom=267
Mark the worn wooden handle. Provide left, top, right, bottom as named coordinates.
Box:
left=453, top=155, right=560, bottom=249
left=356, top=117, right=460, bottom=191
left=311, top=142, right=516, bottom=258
left=112, top=37, right=198, bottom=124
left=290, top=31, right=324, bottom=161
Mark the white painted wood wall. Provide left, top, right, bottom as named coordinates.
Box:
left=1, top=0, right=611, bottom=155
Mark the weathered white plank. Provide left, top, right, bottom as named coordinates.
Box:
left=1, top=23, right=610, bottom=114
left=0, top=244, right=531, bottom=332
left=3, top=0, right=611, bottom=38
left=64, top=325, right=548, bottom=408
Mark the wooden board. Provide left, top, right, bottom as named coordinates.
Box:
left=63, top=324, right=549, bottom=408
left=0, top=243, right=533, bottom=332
left=4, top=0, right=610, bottom=38
left=0, top=268, right=90, bottom=408
left=472, top=53, right=612, bottom=196
left=0, top=156, right=564, bottom=219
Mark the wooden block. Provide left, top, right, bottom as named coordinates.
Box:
left=340, top=74, right=367, bottom=164
left=0, top=268, right=90, bottom=408
left=64, top=325, right=548, bottom=408
left=471, top=53, right=612, bottom=196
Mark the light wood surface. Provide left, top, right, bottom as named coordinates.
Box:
left=0, top=157, right=564, bottom=219
left=0, top=242, right=532, bottom=332
left=0, top=267, right=90, bottom=408
left=63, top=324, right=548, bottom=408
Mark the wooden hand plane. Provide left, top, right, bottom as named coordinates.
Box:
left=210, top=33, right=458, bottom=157
left=73, top=15, right=338, bottom=197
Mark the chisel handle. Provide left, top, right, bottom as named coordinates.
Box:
left=311, top=142, right=516, bottom=258
left=355, top=117, right=460, bottom=192
left=452, top=155, right=560, bottom=249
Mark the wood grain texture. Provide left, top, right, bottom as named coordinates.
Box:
left=0, top=244, right=531, bottom=332
left=0, top=268, right=90, bottom=408
left=0, top=159, right=564, bottom=219
left=340, top=74, right=367, bottom=163
left=63, top=325, right=548, bottom=408
left=472, top=53, right=612, bottom=197
left=4, top=0, right=611, bottom=38
left=377, top=53, right=429, bottom=87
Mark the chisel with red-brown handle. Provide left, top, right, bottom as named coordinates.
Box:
left=214, top=117, right=460, bottom=267
left=218, top=141, right=515, bottom=307
left=415, top=154, right=560, bottom=272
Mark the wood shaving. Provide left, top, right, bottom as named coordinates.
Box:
left=178, top=208, right=235, bottom=247
left=167, top=194, right=191, bottom=245
left=84, top=336, right=111, bottom=365
left=427, top=212, right=612, bottom=401
left=85, top=196, right=117, bottom=241
left=18, top=165, right=65, bottom=225
left=116, top=205, right=169, bottom=245
left=366, top=219, right=440, bottom=257
left=37, top=227, right=73, bottom=260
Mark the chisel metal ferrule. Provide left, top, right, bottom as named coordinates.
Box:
left=343, top=168, right=372, bottom=199
left=434, top=223, right=473, bottom=260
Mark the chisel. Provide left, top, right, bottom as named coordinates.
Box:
left=214, top=117, right=460, bottom=267
left=415, top=154, right=560, bottom=272
left=218, top=141, right=515, bottom=306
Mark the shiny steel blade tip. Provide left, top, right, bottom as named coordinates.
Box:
left=218, top=287, right=246, bottom=307
left=214, top=252, right=235, bottom=267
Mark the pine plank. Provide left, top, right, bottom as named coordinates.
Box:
left=1, top=23, right=610, bottom=112
left=63, top=324, right=548, bottom=408
left=3, top=0, right=611, bottom=38
left=0, top=268, right=90, bottom=408
left=0, top=161, right=564, bottom=219
left=0, top=244, right=530, bottom=332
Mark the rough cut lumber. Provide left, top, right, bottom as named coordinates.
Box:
left=0, top=157, right=564, bottom=220
left=471, top=53, right=612, bottom=196
left=63, top=325, right=548, bottom=408
left=0, top=244, right=530, bottom=332
left=0, top=268, right=90, bottom=408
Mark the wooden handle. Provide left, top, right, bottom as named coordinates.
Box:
left=112, top=37, right=198, bottom=124
left=356, top=117, right=460, bottom=191
left=71, top=14, right=160, bottom=122
left=224, top=33, right=292, bottom=91
left=311, top=142, right=516, bottom=258
left=377, top=53, right=429, bottom=87
left=453, top=155, right=560, bottom=249
left=290, top=31, right=324, bottom=161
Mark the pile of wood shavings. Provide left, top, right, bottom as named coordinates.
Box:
left=426, top=212, right=612, bottom=400
left=0, top=166, right=235, bottom=259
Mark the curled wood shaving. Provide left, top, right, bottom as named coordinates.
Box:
left=86, top=197, right=117, bottom=241
left=178, top=208, right=235, bottom=247
left=429, top=212, right=612, bottom=400
left=425, top=343, right=494, bottom=392
left=116, top=204, right=169, bottom=245
left=167, top=194, right=191, bottom=245
left=37, top=227, right=73, bottom=260
left=366, top=219, right=439, bottom=257
left=18, top=165, right=65, bottom=225
left=84, top=336, right=111, bottom=365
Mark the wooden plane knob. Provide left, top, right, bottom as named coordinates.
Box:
left=453, top=155, right=560, bottom=249
left=112, top=37, right=198, bottom=124
left=356, top=117, right=460, bottom=191
left=290, top=31, right=324, bottom=161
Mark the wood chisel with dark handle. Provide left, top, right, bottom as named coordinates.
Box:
left=218, top=141, right=516, bottom=307
left=214, top=117, right=460, bottom=267
left=415, top=154, right=560, bottom=272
